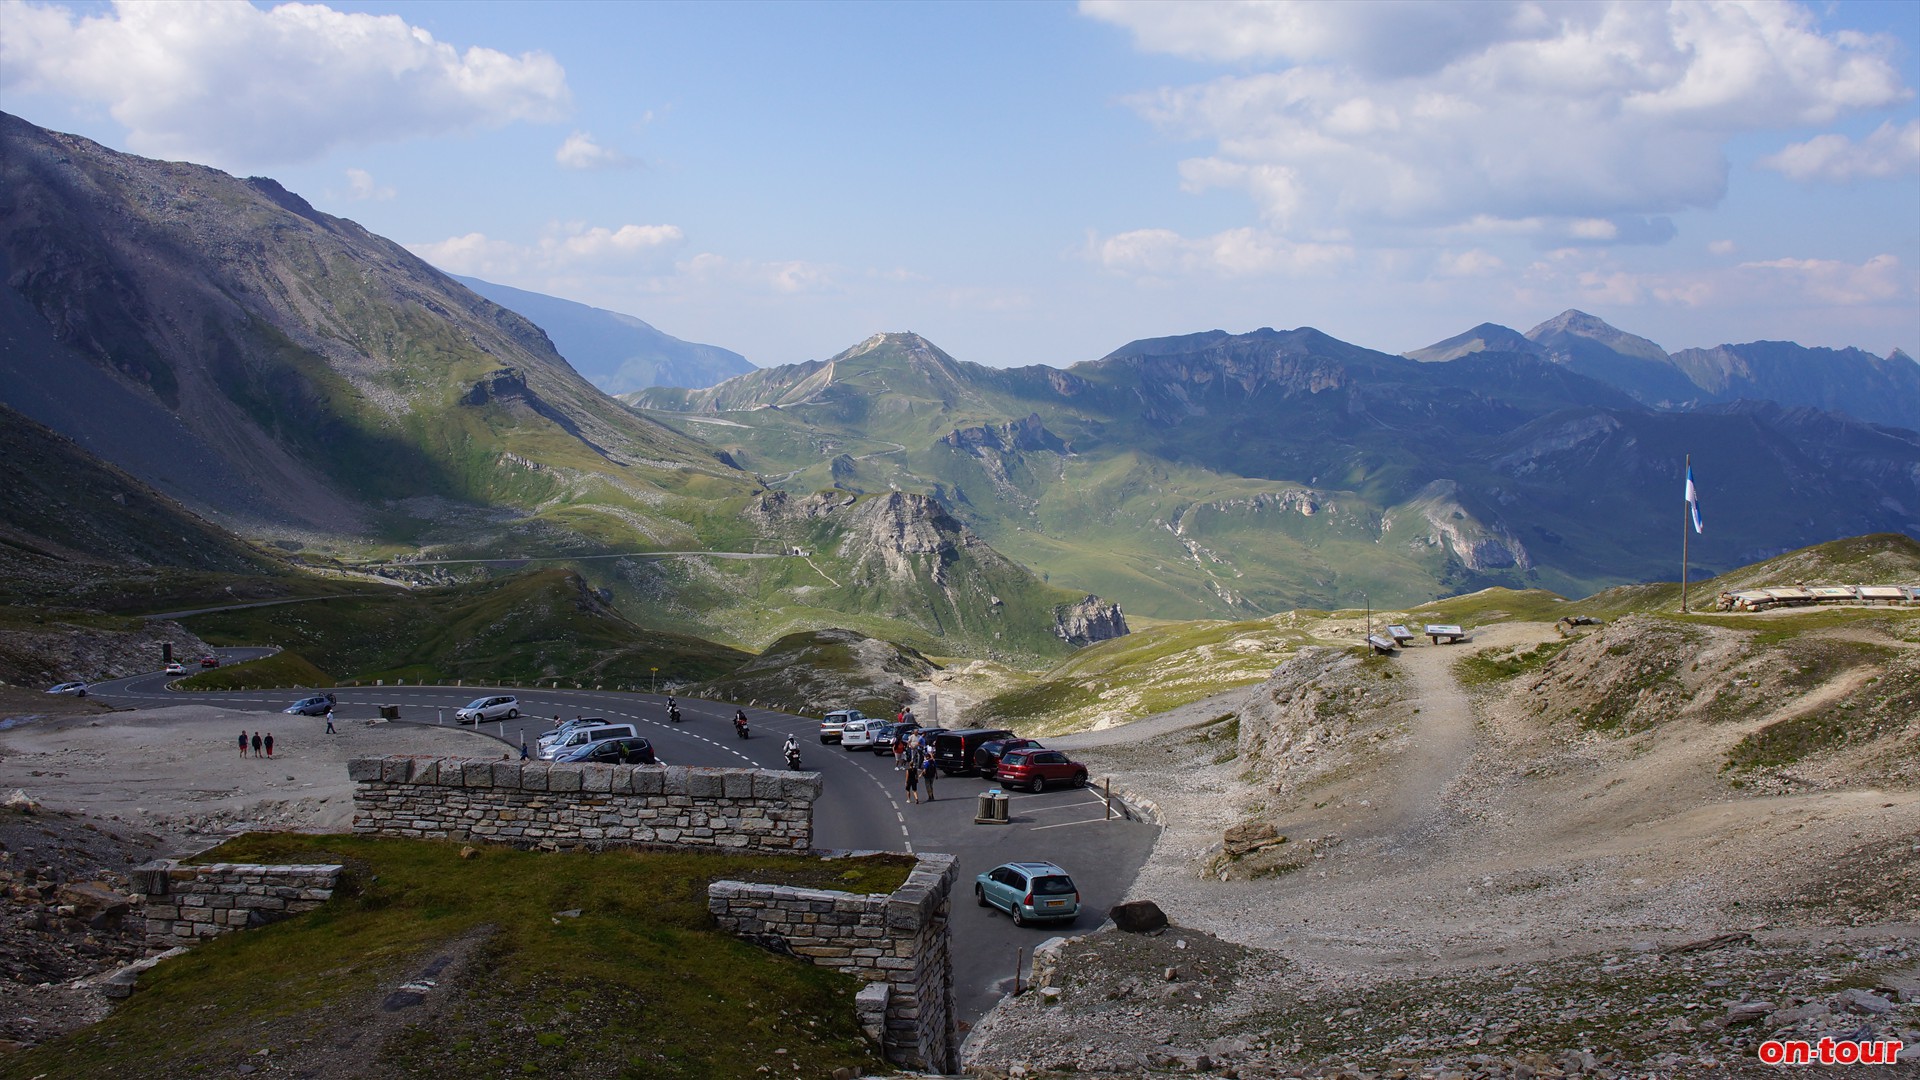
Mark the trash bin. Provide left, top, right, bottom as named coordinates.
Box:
left=974, top=788, right=1010, bottom=825
left=379, top=704, right=400, bottom=720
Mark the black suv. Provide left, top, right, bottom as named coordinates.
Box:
left=930, top=728, right=1015, bottom=777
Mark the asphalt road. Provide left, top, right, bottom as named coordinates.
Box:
left=87, top=650, right=1160, bottom=1024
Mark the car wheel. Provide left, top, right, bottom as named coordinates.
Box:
left=820, top=737, right=830, bottom=744
left=975, top=884, right=988, bottom=908
left=506, top=709, right=518, bottom=720
left=1011, top=905, right=1027, bottom=928
left=1074, top=771, right=1088, bottom=788
left=1033, top=777, right=1047, bottom=794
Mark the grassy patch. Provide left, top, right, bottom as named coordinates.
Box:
left=1454, top=639, right=1573, bottom=686
left=173, top=650, right=334, bottom=691
left=20, top=835, right=910, bottom=1079
left=181, top=569, right=751, bottom=688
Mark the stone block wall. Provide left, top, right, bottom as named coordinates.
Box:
left=349, top=756, right=820, bottom=853
left=709, top=853, right=958, bottom=1073
left=132, top=860, right=342, bottom=950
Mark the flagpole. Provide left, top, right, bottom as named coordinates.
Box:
left=1681, top=454, right=1690, bottom=614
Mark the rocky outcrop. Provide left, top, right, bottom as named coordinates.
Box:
left=0, top=618, right=213, bottom=688
left=1052, top=596, right=1128, bottom=646
left=940, top=413, right=1064, bottom=455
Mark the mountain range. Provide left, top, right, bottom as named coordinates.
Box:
left=3, top=109, right=1918, bottom=652
left=1407, top=309, right=1919, bottom=429
left=452, top=275, right=752, bottom=395
left=631, top=328, right=1920, bottom=617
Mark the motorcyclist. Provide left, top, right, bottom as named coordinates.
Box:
left=733, top=709, right=749, bottom=737
left=668, top=701, right=682, bottom=723
left=783, top=734, right=800, bottom=768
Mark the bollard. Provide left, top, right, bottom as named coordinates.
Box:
left=1104, top=777, right=1112, bottom=819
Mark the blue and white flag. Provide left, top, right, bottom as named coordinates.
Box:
left=1685, top=465, right=1703, bottom=534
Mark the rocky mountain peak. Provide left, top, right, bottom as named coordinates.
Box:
left=1526, top=309, right=1670, bottom=363
left=1052, top=596, right=1129, bottom=646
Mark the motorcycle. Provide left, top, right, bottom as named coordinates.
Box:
left=784, top=746, right=803, bottom=770
left=668, top=704, right=682, bottom=723
left=734, top=718, right=750, bottom=739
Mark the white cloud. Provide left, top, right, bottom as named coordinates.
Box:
left=1094, top=226, right=1353, bottom=278
left=1085, top=1, right=1911, bottom=243
left=1512, top=249, right=1912, bottom=314
left=1435, top=248, right=1504, bottom=278
left=679, top=253, right=839, bottom=295
left=1759, top=119, right=1920, bottom=182
left=344, top=168, right=394, bottom=201
left=0, top=0, right=570, bottom=168
left=555, top=131, right=634, bottom=170
left=1737, top=253, right=1908, bottom=305
left=1708, top=239, right=1738, bottom=256
left=409, top=221, right=684, bottom=278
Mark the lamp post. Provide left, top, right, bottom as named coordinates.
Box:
left=1363, top=593, right=1370, bottom=640
left=651, top=667, right=658, bottom=695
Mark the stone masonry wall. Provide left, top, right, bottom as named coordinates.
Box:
left=349, top=756, right=820, bottom=852
left=709, top=853, right=958, bottom=1073
left=131, top=860, right=341, bottom=951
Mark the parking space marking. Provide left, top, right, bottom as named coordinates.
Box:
left=1026, top=817, right=1115, bottom=831
left=1007, top=799, right=1106, bottom=814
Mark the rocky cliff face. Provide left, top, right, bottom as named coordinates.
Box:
left=1052, top=596, right=1129, bottom=646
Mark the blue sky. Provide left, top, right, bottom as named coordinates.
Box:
left=4, top=0, right=1917, bottom=369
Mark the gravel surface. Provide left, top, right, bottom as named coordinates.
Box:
left=962, top=621, right=1920, bottom=1078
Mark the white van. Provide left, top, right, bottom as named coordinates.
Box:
left=539, top=723, right=639, bottom=760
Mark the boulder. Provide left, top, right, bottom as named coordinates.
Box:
left=1110, top=899, right=1168, bottom=934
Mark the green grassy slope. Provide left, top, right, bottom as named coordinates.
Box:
left=12, top=834, right=907, bottom=1079
left=178, top=569, right=750, bottom=687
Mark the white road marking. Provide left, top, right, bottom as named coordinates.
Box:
left=1027, top=817, right=1114, bottom=831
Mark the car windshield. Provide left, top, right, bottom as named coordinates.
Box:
left=1028, top=875, right=1076, bottom=895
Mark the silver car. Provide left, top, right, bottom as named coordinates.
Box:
left=455, top=695, right=519, bottom=724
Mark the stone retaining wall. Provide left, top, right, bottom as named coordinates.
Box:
left=131, top=860, right=342, bottom=950
left=349, top=756, right=819, bottom=852
left=709, top=853, right=958, bottom=1072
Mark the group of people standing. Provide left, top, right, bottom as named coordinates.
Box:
left=237, top=730, right=274, bottom=758
left=897, top=715, right=936, bottom=804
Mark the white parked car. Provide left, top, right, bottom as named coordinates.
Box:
left=537, top=716, right=607, bottom=751
left=455, top=695, right=519, bottom=724
left=819, top=708, right=864, bottom=745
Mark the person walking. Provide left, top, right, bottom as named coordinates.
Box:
left=324, top=707, right=336, bottom=734
left=904, top=753, right=920, bottom=804
left=920, top=748, right=936, bottom=802
left=238, top=730, right=248, bottom=759
left=264, top=733, right=274, bottom=758
left=519, top=736, right=529, bottom=761
left=250, top=732, right=262, bottom=758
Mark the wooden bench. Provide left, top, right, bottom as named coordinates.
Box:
left=1424, top=624, right=1468, bottom=644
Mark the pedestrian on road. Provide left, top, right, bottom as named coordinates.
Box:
left=264, top=733, right=274, bottom=758
left=250, top=732, right=262, bottom=758
left=893, top=732, right=907, bottom=769
left=519, top=737, right=529, bottom=761
left=324, top=708, right=336, bottom=734
left=238, top=730, right=248, bottom=759
left=920, top=750, right=935, bottom=801
left=904, top=757, right=920, bottom=804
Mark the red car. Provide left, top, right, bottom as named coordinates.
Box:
left=199, top=655, right=220, bottom=668
left=993, top=748, right=1089, bottom=793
